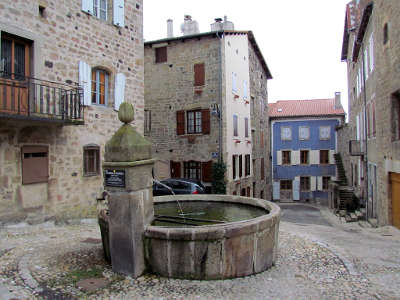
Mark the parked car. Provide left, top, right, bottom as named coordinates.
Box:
left=153, top=178, right=206, bottom=196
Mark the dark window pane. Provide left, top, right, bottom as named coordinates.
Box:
left=14, top=42, right=25, bottom=80
left=1, top=39, right=12, bottom=77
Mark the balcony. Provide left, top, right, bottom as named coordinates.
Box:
left=349, top=140, right=364, bottom=156
left=0, top=74, right=84, bottom=125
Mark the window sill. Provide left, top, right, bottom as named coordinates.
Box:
left=83, top=173, right=100, bottom=177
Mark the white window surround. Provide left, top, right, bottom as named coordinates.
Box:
left=81, top=0, right=125, bottom=27
left=281, top=126, right=292, bottom=141
left=319, top=126, right=331, bottom=140
left=369, top=33, right=374, bottom=73
left=232, top=72, right=238, bottom=93
left=299, top=126, right=310, bottom=140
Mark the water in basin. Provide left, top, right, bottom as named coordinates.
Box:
left=153, top=201, right=268, bottom=227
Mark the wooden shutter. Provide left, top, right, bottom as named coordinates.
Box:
left=79, top=61, right=91, bottom=106
left=113, top=0, right=125, bottom=27
left=273, top=182, right=280, bottom=200
left=202, top=161, right=212, bottom=182
left=170, top=161, right=181, bottom=178
left=194, top=63, right=205, bottom=86
left=202, top=109, right=210, bottom=134
left=155, top=47, right=167, bottom=63
left=261, top=157, right=265, bottom=180
left=176, top=110, right=185, bottom=135
left=82, top=0, right=94, bottom=14
left=114, top=73, right=125, bottom=110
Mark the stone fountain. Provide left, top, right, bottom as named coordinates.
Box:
left=101, top=103, right=280, bottom=279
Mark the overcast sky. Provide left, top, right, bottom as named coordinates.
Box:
left=143, top=0, right=350, bottom=115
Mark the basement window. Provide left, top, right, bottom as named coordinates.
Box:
left=22, top=146, right=49, bottom=184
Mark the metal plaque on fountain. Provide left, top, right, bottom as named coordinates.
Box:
left=104, top=169, right=126, bottom=188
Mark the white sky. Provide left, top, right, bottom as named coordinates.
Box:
left=143, top=0, right=350, bottom=115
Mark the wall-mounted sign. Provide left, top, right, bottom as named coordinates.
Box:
left=105, top=169, right=125, bottom=188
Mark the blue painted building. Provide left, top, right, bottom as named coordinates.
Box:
left=269, top=95, right=345, bottom=203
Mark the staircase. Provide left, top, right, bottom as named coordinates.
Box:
left=333, top=153, right=348, bottom=186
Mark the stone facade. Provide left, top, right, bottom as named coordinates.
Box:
left=0, top=0, right=144, bottom=223
left=144, top=29, right=271, bottom=197
left=341, top=0, right=400, bottom=226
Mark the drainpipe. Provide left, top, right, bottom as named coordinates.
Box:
left=216, top=30, right=224, bottom=164
left=361, top=43, right=369, bottom=222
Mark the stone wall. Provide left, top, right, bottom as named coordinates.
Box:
left=343, top=0, right=400, bottom=225
left=0, top=0, right=144, bottom=223
left=248, top=41, right=270, bottom=200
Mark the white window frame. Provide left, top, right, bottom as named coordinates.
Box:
left=319, top=126, right=331, bottom=140
left=299, top=126, right=310, bottom=140
left=91, top=68, right=109, bottom=106
left=369, top=33, right=374, bottom=73
left=93, top=0, right=108, bottom=21
left=281, top=126, right=292, bottom=141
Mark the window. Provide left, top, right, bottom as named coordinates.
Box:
left=280, top=180, right=292, bottom=190
left=260, top=131, right=264, bottom=148
left=239, top=155, right=243, bottom=178
left=144, top=110, right=151, bottom=135
left=299, top=126, right=310, bottom=140
left=170, top=161, right=181, bottom=178
left=83, top=145, right=100, bottom=176
left=1, top=33, right=31, bottom=80
left=155, top=46, right=167, bottom=63
left=245, top=154, right=251, bottom=176
left=233, top=114, right=238, bottom=137
left=184, top=161, right=201, bottom=180
left=260, top=190, right=264, bottom=199
left=320, top=150, right=329, bottom=164
left=392, top=92, right=400, bottom=141
left=22, top=146, right=49, bottom=184
left=369, top=34, right=374, bottom=72
left=91, top=68, right=109, bottom=105
left=246, top=187, right=250, bottom=197
left=372, top=102, right=376, bottom=136
left=383, top=23, right=389, bottom=45
left=244, top=117, right=249, bottom=138
left=300, top=177, right=310, bottom=191
left=243, top=80, right=248, bottom=99
left=281, top=126, right=292, bottom=141
left=300, top=150, right=309, bottom=164
left=319, top=126, right=331, bottom=140
left=323, top=177, right=330, bottom=190
left=232, top=155, right=237, bottom=179
left=187, top=110, right=202, bottom=134
left=232, top=72, right=237, bottom=92
left=282, top=151, right=291, bottom=165
left=176, top=109, right=210, bottom=135
left=93, top=0, right=107, bottom=20
left=194, top=63, right=205, bottom=86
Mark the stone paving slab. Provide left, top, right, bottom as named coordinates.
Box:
left=0, top=218, right=399, bottom=299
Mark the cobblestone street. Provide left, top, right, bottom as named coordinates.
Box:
left=0, top=205, right=399, bottom=300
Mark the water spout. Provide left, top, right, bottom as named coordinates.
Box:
left=152, top=179, right=185, bottom=218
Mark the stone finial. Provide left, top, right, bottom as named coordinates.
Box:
left=118, top=102, right=135, bottom=124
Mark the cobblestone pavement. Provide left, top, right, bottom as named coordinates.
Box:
left=0, top=209, right=399, bottom=300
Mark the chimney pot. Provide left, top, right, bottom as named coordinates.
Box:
left=335, top=92, right=341, bottom=109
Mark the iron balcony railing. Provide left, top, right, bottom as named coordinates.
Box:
left=349, top=140, right=364, bottom=156
left=0, top=73, right=84, bottom=123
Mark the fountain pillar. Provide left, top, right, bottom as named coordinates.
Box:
left=102, top=102, right=154, bottom=277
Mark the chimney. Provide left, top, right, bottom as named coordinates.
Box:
left=223, top=15, right=234, bottom=30
left=180, top=15, right=200, bottom=36
left=211, top=18, right=223, bottom=31
left=167, top=19, right=174, bottom=38
left=335, top=92, right=341, bottom=109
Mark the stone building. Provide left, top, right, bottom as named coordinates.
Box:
left=0, top=0, right=144, bottom=223
left=144, top=17, right=272, bottom=197
left=269, top=95, right=345, bottom=204
left=341, top=0, right=400, bottom=228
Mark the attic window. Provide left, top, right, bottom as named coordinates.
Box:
left=277, top=108, right=283, bottom=112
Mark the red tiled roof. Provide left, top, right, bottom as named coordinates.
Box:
left=268, top=98, right=345, bottom=118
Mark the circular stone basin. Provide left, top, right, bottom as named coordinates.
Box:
left=144, top=195, right=281, bottom=280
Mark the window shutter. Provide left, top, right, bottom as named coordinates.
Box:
left=82, top=0, right=94, bottom=14
left=277, top=151, right=282, bottom=166
left=293, top=178, right=300, bottom=201
left=170, top=161, right=181, bottom=178
left=261, top=157, right=265, bottom=180
left=79, top=61, right=91, bottom=106
left=243, top=80, right=248, bottom=99
left=201, top=109, right=210, bottom=134
left=292, top=150, right=300, bottom=165
left=202, top=161, right=212, bottom=182
left=114, top=72, right=126, bottom=111
left=113, top=0, right=125, bottom=27
left=317, top=176, right=323, bottom=191
left=329, top=150, right=335, bottom=165
left=176, top=110, right=185, bottom=135
left=194, top=63, right=205, bottom=86
left=273, top=182, right=280, bottom=200
left=310, top=150, right=319, bottom=165
left=310, top=176, right=316, bottom=191
left=232, top=72, right=237, bottom=92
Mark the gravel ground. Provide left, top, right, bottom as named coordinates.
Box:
left=0, top=220, right=397, bottom=300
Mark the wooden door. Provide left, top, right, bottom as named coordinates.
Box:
left=0, top=33, right=31, bottom=115
left=391, top=173, right=400, bottom=229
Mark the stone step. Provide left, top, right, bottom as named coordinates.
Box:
left=355, top=210, right=364, bottom=219
left=339, top=210, right=346, bottom=217
left=368, top=218, right=378, bottom=228
left=349, top=213, right=358, bottom=222
left=345, top=215, right=353, bottom=222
